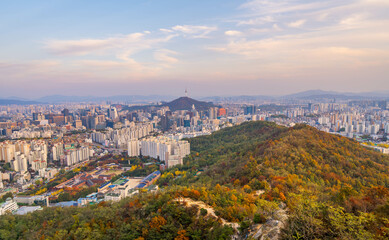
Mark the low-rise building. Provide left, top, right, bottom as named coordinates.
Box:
left=0, top=198, right=18, bottom=215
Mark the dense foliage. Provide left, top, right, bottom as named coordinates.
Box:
left=0, top=191, right=233, bottom=240
left=160, top=121, right=389, bottom=239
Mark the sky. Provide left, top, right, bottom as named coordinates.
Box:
left=0, top=0, right=389, bottom=98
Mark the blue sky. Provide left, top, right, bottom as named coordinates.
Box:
left=1, top=0, right=388, bottom=98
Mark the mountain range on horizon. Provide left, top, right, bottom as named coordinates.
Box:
left=0, top=89, right=388, bottom=105
left=203, top=89, right=389, bottom=102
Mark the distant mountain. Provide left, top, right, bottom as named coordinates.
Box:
left=358, top=91, right=389, bottom=98
left=4, top=96, right=30, bottom=101
left=201, top=95, right=274, bottom=103
left=204, top=90, right=389, bottom=103
left=36, top=95, right=176, bottom=103
left=0, top=99, right=41, bottom=105
left=5, top=90, right=389, bottom=105
left=162, top=96, right=215, bottom=111
left=200, top=90, right=389, bottom=103
left=282, top=89, right=389, bottom=100
left=36, top=95, right=91, bottom=103
left=283, top=89, right=339, bottom=98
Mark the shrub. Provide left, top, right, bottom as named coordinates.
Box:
left=200, top=208, right=208, bottom=216
left=253, top=213, right=266, bottom=224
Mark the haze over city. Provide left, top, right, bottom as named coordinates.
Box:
left=1, top=0, right=389, bottom=98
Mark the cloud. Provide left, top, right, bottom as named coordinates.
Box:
left=160, top=28, right=174, bottom=33
left=225, top=30, right=243, bottom=36
left=240, top=0, right=328, bottom=15
left=211, top=27, right=389, bottom=58
left=45, top=33, right=145, bottom=56
left=236, top=1, right=373, bottom=31
left=0, top=60, right=60, bottom=75
left=42, top=31, right=180, bottom=77
left=237, top=16, right=275, bottom=26
left=339, top=14, right=366, bottom=26
left=44, top=24, right=216, bottom=60
left=44, top=32, right=177, bottom=59
left=154, top=49, right=179, bottom=65
left=3, top=0, right=389, bottom=97
left=361, top=0, right=389, bottom=7
left=273, top=24, right=282, bottom=31
left=34, top=24, right=217, bottom=83
left=288, top=19, right=306, bottom=28
left=171, top=25, right=217, bottom=38
left=209, top=5, right=389, bottom=84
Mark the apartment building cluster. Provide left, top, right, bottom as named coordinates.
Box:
left=315, top=111, right=389, bottom=138
left=0, top=138, right=94, bottom=172
left=0, top=140, right=48, bottom=173
left=9, top=126, right=54, bottom=139
left=62, top=146, right=93, bottom=166
left=91, top=122, right=154, bottom=148
left=128, top=136, right=190, bottom=168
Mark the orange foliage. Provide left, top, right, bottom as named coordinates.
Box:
left=279, top=192, right=286, bottom=201
left=149, top=216, right=167, bottom=230
left=175, top=230, right=189, bottom=240
left=190, top=189, right=201, bottom=199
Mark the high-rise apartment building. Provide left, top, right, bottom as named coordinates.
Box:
left=128, top=139, right=140, bottom=157
left=63, top=147, right=91, bottom=166
left=108, top=107, right=118, bottom=120
left=138, top=136, right=190, bottom=168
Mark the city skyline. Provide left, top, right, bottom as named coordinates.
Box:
left=1, top=0, right=389, bottom=98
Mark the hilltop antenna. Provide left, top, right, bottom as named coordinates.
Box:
left=185, top=88, right=188, bottom=97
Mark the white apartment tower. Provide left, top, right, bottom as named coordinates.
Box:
left=137, top=136, right=190, bottom=168
left=128, top=139, right=140, bottom=157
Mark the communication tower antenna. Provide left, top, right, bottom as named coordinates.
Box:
left=185, top=88, right=188, bottom=97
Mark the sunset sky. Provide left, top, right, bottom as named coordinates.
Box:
left=1, top=0, right=389, bottom=98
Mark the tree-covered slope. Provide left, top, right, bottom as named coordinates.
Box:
left=175, top=121, right=389, bottom=195
left=160, top=121, right=389, bottom=239
left=0, top=192, right=233, bottom=240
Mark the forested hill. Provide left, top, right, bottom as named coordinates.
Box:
left=161, top=121, right=389, bottom=239
left=161, top=97, right=214, bottom=111
left=183, top=121, right=389, bottom=191
left=2, top=121, right=389, bottom=240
